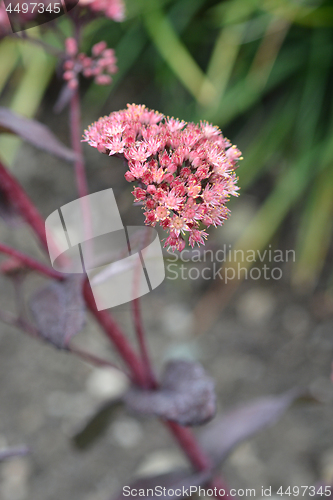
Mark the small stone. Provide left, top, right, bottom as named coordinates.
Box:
left=164, top=342, right=200, bottom=362
left=135, top=450, right=188, bottom=477
left=109, top=417, right=143, bottom=448
left=237, top=288, right=275, bottom=326
left=0, top=457, right=30, bottom=500
left=320, top=448, right=333, bottom=483
left=229, top=442, right=265, bottom=486
left=161, top=304, right=193, bottom=337
left=86, top=367, right=129, bottom=400
left=282, top=305, right=310, bottom=335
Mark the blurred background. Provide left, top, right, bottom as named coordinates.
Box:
left=0, top=0, right=333, bottom=499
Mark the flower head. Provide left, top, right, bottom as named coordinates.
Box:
left=63, top=40, right=117, bottom=89
left=84, top=104, right=242, bottom=251
left=79, top=0, right=125, bottom=21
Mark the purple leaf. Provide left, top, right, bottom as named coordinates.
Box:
left=125, top=360, right=216, bottom=426
left=113, top=469, right=212, bottom=500
left=73, top=398, right=123, bottom=450
left=30, top=276, right=85, bottom=349
left=0, top=446, right=29, bottom=462
left=199, top=389, right=299, bottom=464
left=0, top=107, right=76, bottom=162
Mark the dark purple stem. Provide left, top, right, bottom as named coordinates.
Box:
left=132, top=297, right=157, bottom=388
left=83, top=281, right=149, bottom=387
left=0, top=162, right=47, bottom=249
left=69, top=89, right=94, bottom=264
left=69, top=344, right=129, bottom=374
left=0, top=242, right=63, bottom=280
left=70, top=90, right=89, bottom=199
left=166, top=420, right=212, bottom=470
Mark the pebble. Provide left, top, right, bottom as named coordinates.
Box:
left=161, top=304, right=193, bottom=338
left=135, top=450, right=188, bottom=477
left=282, top=305, right=310, bottom=335
left=109, top=417, right=143, bottom=448
left=229, top=442, right=265, bottom=486
left=320, top=448, right=333, bottom=483
left=236, top=288, right=276, bottom=326
left=86, top=367, right=129, bottom=400
left=164, top=341, right=200, bottom=362
left=0, top=457, right=30, bottom=500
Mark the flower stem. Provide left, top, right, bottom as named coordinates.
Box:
left=132, top=297, right=157, bottom=388
left=69, top=89, right=94, bottom=263
left=69, top=90, right=89, bottom=199
left=166, top=420, right=212, bottom=470
left=83, top=280, right=149, bottom=387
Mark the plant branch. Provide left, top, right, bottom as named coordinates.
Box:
left=166, top=420, right=212, bottom=470
left=69, top=344, right=129, bottom=375
left=0, top=162, right=47, bottom=249
left=165, top=422, right=231, bottom=498
left=0, top=242, right=63, bottom=280
left=83, top=280, right=149, bottom=388
left=69, top=90, right=89, bottom=199
left=132, top=297, right=157, bottom=389
left=69, top=89, right=94, bottom=264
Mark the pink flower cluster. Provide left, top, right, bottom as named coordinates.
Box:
left=78, top=0, right=125, bottom=21
left=63, top=39, right=117, bottom=89
left=83, top=104, right=241, bottom=251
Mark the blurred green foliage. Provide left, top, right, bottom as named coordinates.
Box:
left=0, top=0, right=333, bottom=291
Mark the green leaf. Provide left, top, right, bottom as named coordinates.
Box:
left=0, top=37, right=55, bottom=166
left=292, top=168, right=333, bottom=290
left=141, top=0, right=217, bottom=106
